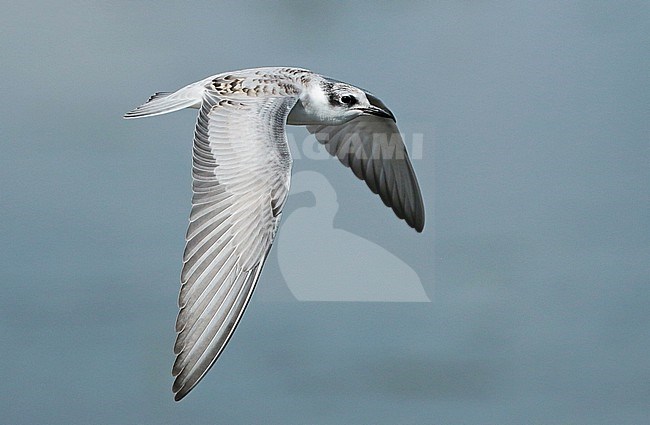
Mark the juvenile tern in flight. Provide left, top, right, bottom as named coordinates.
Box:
left=124, top=67, right=425, bottom=400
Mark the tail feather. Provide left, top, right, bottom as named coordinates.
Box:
left=124, top=81, right=207, bottom=119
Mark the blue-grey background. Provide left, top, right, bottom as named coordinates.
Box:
left=1, top=2, right=648, bottom=424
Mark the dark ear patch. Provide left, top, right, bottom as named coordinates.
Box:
left=328, top=92, right=339, bottom=106
left=321, top=81, right=339, bottom=106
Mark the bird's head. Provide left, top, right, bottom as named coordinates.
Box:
left=288, top=79, right=395, bottom=126
left=322, top=82, right=394, bottom=124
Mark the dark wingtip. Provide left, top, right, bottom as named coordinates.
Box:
left=408, top=212, right=425, bottom=233
left=173, top=379, right=189, bottom=402
left=406, top=192, right=425, bottom=233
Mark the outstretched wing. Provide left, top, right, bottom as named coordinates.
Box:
left=172, top=90, right=297, bottom=400
left=306, top=112, right=425, bottom=232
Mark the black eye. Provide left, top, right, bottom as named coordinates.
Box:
left=340, top=95, right=356, bottom=105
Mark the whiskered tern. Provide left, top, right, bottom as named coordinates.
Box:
left=124, top=67, right=424, bottom=400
